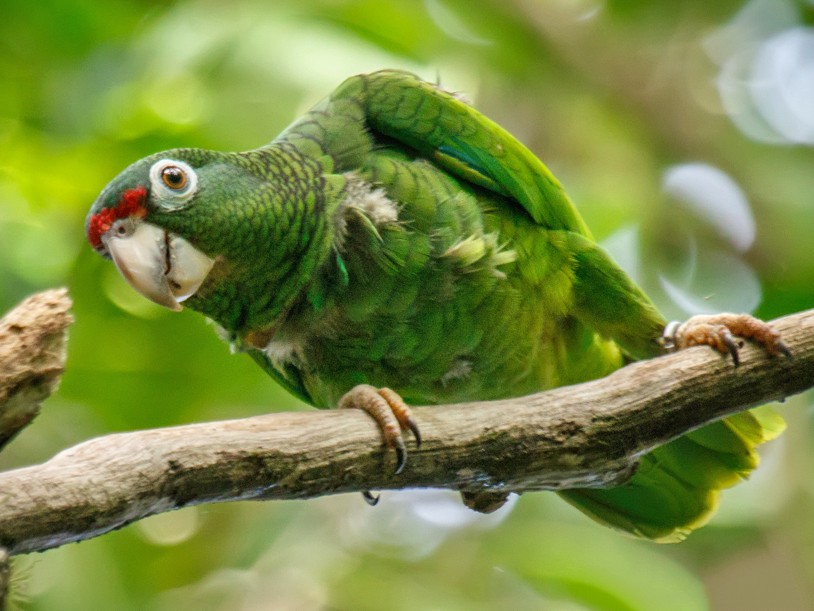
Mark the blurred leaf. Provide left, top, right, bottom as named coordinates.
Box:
left=489, top=501, right=710, bottom=611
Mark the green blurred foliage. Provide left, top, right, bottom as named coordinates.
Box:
left=2, top=0, right=814, bottom=609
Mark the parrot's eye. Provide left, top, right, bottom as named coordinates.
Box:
left=161, top=166, right=188, bottom=190
left=149, top=158, right=198, bottom=209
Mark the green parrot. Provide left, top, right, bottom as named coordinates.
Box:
left=86, top=70, right=788, bottom=542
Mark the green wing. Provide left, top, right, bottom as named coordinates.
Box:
left=332, top=69, right=593, bottom=237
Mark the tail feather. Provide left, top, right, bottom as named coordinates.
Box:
left=557, top=407, right=786, bottom=542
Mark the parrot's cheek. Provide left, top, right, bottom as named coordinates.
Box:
left=105, top=222, right=214, bottom=311
left=165, top=233, right=216, bottom=303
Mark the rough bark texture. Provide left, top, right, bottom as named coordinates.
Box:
left=0, top=289, right=72, bottom=451
left=1, top=308, right=812, bottom=556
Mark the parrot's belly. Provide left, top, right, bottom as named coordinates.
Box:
left=274, top=308, right=624, bottom=409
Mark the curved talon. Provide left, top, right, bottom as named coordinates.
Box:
left=394, top=437, right=407, bottom=475
left=719, top=327, right=740, bottom=366
left=407, top=418, right=422, bottom=449
left=339, top=384, right=420, bottom=474
left=362, top=490, right=380, bottom=506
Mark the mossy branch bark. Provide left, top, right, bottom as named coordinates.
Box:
left=1, top=304, right=812, bottom=557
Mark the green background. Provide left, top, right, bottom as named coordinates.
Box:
left=2, top=0, right=813, bottom=609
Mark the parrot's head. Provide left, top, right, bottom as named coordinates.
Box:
left=87, top=146, right=335, bottom=335
left=86, top=149, right=222, bottom=312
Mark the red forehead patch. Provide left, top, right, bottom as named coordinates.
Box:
left=87, top=186, right=148, bottom=249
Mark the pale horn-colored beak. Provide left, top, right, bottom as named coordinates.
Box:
left=105, top=222, right=214, bottom=311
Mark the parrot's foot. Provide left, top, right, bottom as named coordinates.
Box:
left=339, top=384, right=421, bottom=474
left=461, top=490, right=511, bottom=513
left=662, top=313, right=791, bottom=366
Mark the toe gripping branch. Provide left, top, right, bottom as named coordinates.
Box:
left=338, top=384, right=422, bottom=505
left=661, top=313, right=792, bottom=366
left=339, top=384, right=422, bottom=506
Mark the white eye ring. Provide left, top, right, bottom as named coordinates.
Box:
left=149, top=159, right=198, bottom=209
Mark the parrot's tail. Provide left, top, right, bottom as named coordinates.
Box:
left=557, top=408, right=786, bottom=542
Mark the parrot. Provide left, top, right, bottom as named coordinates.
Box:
left=86, top=69, right=789, bottom=542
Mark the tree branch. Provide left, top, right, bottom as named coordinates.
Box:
left=0, top=548, right=7, bottom=611
left=0, top=289, right=72, bottom=452
left=1, top=309, right=813, bottom=556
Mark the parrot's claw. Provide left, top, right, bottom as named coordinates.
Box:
left=361, top=490, right=380, bottom=506
left=339, top=384, right=421, bottom=475
left=662, top=314, right=791, bottom=366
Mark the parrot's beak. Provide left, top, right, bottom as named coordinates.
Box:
left=105, top=222, right=215, bottom=311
